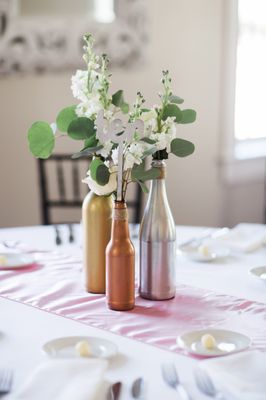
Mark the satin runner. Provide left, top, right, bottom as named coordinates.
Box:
left=1, top=250, right=266, bottom=357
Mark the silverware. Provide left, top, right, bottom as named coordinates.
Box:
left=194, top=368, right=224, bottom=399
left=106, top=381, right=122, bottom=400
left=131, top=377, right=144, bottom=398
left=179, top=227, right=229, bottom=249
left=161, top=363, right=192, bottom=400
left=68, top=224, right=74, bottom=243
left=0, top=369, right=13, bottom=394
left=2, top=240, right=21, bottom=249
left=54, top=225, right=62, bottom=246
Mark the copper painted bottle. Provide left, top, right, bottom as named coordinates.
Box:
left=82, top=191, right=112, bottom=293
left=106, top=201, right=135, bottom=311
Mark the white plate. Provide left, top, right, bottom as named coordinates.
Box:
left=250, top=266, right=266, bottom=281
left=0, top=253, right=35, bottom=269
left=42, top=336, right=118, bottom=359
left=177, top=329, right=251, bottom=357
left=180, top=246, right=230, bottom=262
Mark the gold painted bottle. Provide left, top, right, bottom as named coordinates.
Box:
left=106, top=201, right=135, bottom=311
left=82, top=192, right=112, bottom=293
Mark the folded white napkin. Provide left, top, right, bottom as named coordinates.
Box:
left=13, top=358, right=108, bottom=400
left=210, top=223, right=266, bottom=253
left=199, top=350, right=266, bottom=400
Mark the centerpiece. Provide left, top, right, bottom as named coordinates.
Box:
left=27, top=33, right=196, bottom=310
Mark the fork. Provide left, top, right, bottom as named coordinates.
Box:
left=161, top=363, right=192, bottom=400
left=0, top=369, right=13, bottom=394
left=194, top=368, right=225, bottom=399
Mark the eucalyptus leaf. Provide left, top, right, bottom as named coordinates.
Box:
left=90, top=158, right=110, bottom=185
left=71, top=145, right=103, bottom=159
left=132, top=161, right=161, bottom=182
left=142, top=146, right=158, bottom=158
left=112, top=89, right=129, bottom=114
left=56, top=105, right=77, bottom=132
left=136, top=179, right=149, bottom=194
left=67, top=117, right=95, bottom=140
left=162, top=103, right=182, bottom=122
left=84, top=134, right=98, bottom=149
left=28, top=121, right=55, bottom=159
left=169, top=95, right=184, bottom=104
left=180, top=109, right=197, bottom=124
left=170, top=138, right=195, bottom=157
left=121, top=102, right=129, bottom=114
left=141, top=137, right=157, bottom=145
left=112, top=90, right=125, bottom=107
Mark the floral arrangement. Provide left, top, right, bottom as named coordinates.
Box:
left=28, top=34, right=196, bottom=200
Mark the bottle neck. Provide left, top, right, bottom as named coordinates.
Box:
left=149, top=160, right=167, bottom=199
left=111, top=201, right=130, bottom=240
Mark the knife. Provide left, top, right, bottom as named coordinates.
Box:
left=106, top=381, right=122, bottom=400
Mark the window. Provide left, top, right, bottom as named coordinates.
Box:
left=234, top=0, right=266, bottom=159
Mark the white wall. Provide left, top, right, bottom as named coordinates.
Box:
left=0, top=0, right=264, bottom=228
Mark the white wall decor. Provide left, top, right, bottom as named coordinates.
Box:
left=0, top=0, right=147, bottom=75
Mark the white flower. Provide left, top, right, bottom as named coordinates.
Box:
left=71, top=70, right=88, bottom=103
left=82, top=168, right=117, bottom=196
left=96, top=140, right=113, bottom=158
left=124, top=142, right=145, bottom=170
left=76, top=96, right=102, bottom=119
left=151, top=132, right=173, bottom=152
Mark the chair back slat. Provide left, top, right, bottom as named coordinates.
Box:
left=37, top=155, right=143, bottom=225
left=72, top=163, right=80, bottom=200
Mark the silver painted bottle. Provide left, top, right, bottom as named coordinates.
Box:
left=139, top=159, right=176, bottom=300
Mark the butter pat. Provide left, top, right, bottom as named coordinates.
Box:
left=75, top=340, right=91, bottom=357
left=0, top=255, right=7, bottom=265
left=198, top=245, right=210, bottom=257
left=201, top=334, right=216, bottom=349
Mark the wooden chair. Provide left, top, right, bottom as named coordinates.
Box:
left=38, top=154, right=143, bottom=225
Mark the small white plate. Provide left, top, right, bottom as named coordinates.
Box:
left=0, top=253, right=35, bottom=269
left=180, top=246, right=230, bottom=262
left=42, top=336, right=118, bottom=359
left=177, top=329, right=251, bottom=357
left=250, top=266, right=266, bottom=281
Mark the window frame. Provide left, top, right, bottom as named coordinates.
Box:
left=220, top=0, right=266, bottom=184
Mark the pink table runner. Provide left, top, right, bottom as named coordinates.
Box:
left=1, top=251, right=266, bottom=356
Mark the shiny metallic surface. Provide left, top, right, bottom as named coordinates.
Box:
left=82, top=192, right=112, bottom=294
left=106, top=201, right=135, bottom=311
left=139, top=160, right=176, bottom=300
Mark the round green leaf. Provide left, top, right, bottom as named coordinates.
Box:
left=96, top=164, right=110, bottom=185
left=162, top=104, right=182, bottom=122
left=180, top=109, right=197, bottom=124
left=67, top=117, right=95, bottom=140
left=170, top=138, right=195, bottom=157
left=169, top=95, right=184, bottom=104
left=90, top=158, right=110, bottom=185
left=90, top=158, right=104, bottom=181
left=56, top=105, right=77, bottom=132
left=28, top=121, right=55, bottom=159
left=132, top=162, right=161, bottom=182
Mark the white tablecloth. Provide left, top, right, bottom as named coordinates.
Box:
left=1, top=224, right=266, bottom=399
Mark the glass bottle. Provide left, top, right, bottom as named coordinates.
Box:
left=106, top=201, right=135, bottom=311
left=82, top=191, right=112, bottom=293
left=139, top=160, right=176, bottom=300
